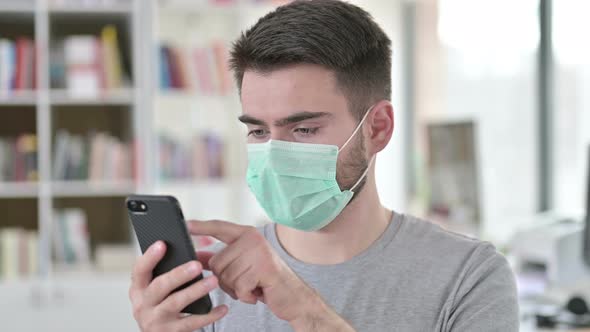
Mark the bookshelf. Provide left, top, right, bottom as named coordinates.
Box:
left=0, top=0, right=141, bottom=286
left=0, top=1, right=143, bottom=330
left=0, top=0, right=282, bottom=279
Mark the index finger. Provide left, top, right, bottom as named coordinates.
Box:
left=187, top=220, right=246, bottom=244
left=131, top=240, right=166, bottom=289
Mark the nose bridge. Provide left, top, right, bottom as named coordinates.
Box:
left=269, top=126, right=292, bottom=142
left=270, top=130, right=283, bottom=141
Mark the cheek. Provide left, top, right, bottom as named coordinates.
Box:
left=318, top=129, right=341, bottom=144
left=337, top=135, right=368, bottom=172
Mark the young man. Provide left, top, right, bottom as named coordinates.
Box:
left=128, top=1, right=519, bottom=331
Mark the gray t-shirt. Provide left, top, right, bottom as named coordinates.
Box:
left=200, top=213, right=518, bottom=331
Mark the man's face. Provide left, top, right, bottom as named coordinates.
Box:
left=239, top=64, right=370, bottom=192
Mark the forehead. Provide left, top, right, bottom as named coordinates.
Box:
left=240, top=64, right=349, bottom=120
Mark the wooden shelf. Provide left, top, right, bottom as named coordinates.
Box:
left=0, top=2, right=35, bottom=14
left=50, top=89, right=134, bottom=106
left=0, top=182, right=38, bottom=198
left=51, top=180, right=136, bottom=197
left=48, top=3, right=133, bottom=16
left=0, top=91, right=37, bottom=106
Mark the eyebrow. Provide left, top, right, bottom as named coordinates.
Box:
left=238, top=111, right=332, bottom=127
left=237, top=114, right=266, bottom=126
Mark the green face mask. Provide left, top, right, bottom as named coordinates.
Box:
left=246, top=107, right=375, bottom=231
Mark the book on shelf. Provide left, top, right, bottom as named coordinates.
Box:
left=159, top=132, right=225, bottom=180
left=0, top=133, right=38, bottom=182
left=101, top=25, right=124, bottom=91
left=51, top=25, right=128, bottom=97
left=159, top=41, right=232, bottom=95
left=49, top=0, right=130, bottom=6
left=0, top=228, right=38, bottom=280
left=52, top=129, right=134, bottom=182
left=95, top=244, right=135, bottom=272
left=0, top=37, right=36, bottom=96
left=52, top=208, right=91, bottom=266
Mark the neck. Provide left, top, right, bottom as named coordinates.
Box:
left=275, top=169, right=393, bottom=265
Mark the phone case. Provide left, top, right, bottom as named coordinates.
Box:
left=126, top=195, right=212, bottom=315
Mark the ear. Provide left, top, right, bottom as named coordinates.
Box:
left=364, top=100, right=394, bottom=155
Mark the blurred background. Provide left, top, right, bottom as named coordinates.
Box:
left=0, top=0, right=588, bottom=331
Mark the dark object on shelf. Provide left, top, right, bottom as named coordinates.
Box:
left=535, top=296, right=590, bottom=328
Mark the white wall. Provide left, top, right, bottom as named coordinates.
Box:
left=349, top=0, right=407, bottom=211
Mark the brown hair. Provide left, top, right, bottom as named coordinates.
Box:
left=229, top=0, right=392, bottom=120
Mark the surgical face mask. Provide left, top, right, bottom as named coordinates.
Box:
left=246, top=106, right=375, bottom=231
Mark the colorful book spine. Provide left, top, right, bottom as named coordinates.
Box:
left=0, top=228, right=20, bottom=279
left=0, top=134, right=38, bottom=182
left=0, top=39, right=16, bottom=94
left=52, top=130, right=132, bottom=181
left=64, top=35, right=101, bottom=97
left=52, top=209, right=91, bottom=266
left=159, top=41, right=233, bottom=95
left=0, top=37, right=36, bottom=94
left=0, top=228, right=39, bottom=280
left=212, top=41, right=232, bottom=95
left=168, top=47, right=183, bottom=89
left=159, top=46, right=171, bottom=89
left=101, top=25, right=123, bottom=90
left=158, top=132, right=225, bottom=180
left=193, top=47, right=214, bottom=94
left=60, top=25, right=125, bottom=96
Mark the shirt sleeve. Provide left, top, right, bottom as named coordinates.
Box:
left=443, top=243, right=519, bottom=332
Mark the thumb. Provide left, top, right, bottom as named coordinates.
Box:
left=195, top=250, right=215, bottom=271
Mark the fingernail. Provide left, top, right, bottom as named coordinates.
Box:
left=186, top=261, right=199, bottom=274
left=153, top=241, right=162, bottom=252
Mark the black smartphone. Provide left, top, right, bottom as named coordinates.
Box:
left=126, top=194, right=212, bottom=315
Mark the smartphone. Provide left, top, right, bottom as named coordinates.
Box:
left=126, top=194, right=212, bottom=315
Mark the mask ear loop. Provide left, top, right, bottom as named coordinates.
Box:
left=350, top=155, right=375, bottom=192
left=338, top=104, right=377, bottom=192
left=339, top=104, right=375, bottom=152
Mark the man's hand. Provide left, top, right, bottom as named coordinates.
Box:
left=128, top=241, right=228, bottom=332
left=188, top=220, right=355, bottom=331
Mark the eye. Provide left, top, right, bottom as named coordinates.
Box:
left=247, top=129, right=268, bottom=138
left=294, top=127, right=319, bottom=136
